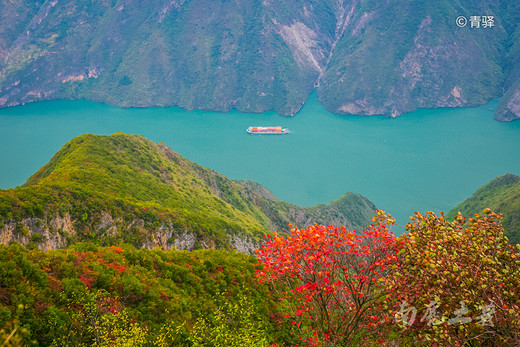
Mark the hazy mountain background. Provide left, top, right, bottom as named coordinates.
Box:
left=1, top=0, right=519, bottom=120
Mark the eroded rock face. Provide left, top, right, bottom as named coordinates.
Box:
left=496, top=88, right=520, bottom=122
left=278, top=21, right=328, bottom=73
left=141, top=226, right=197, bottom=251
left=231, top=235, right=259, bottom=255
left=0, top=214, right=74, bottom=251
left=0, top=213, right=258, bottom=254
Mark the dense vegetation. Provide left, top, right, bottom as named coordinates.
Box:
left=0, top=136, right=518, bottom=345
left=257, top=210, right=520, bottom=346
left=0, top=133, right=268, bottom=249
left=0, top=133, right=375, bottom=251
left=319, top=0, right=520, bottom=121
left=1, top=1, right=519, bottom=120
left=447, top=173, right=520, bottom=244
left=0, top=243, right=289, bottom=346
left=2, top=209, right=519, bottom=346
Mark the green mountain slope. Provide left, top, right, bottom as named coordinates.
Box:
left=0, top=133, right=376, bottom=251
left=319, top=0, right=520, bottom=120
left=496, top=24, right=520, bottom=121
left=447, top=174, right=520, bottom=243
left=243, top=189, right=377, bottom=232
left=1, top=0, right=519, bottom=120
left=0, top=0, right=326, bottom=116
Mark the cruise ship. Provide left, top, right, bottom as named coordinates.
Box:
left=246, top=126, right=289, bottom=134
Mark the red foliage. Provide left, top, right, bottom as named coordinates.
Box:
left=100, top=296, right=121, bottom=315
left=255, top=212, right=402, bottom=345
left=111, top=246, right=124, bottom=254
left=79, top=274, right=92, bottom=290
left=109, top=263, right=126, bottom=273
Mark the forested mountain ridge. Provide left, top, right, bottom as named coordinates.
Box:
left=0, top=133, right=376, bottom=252
left=1, top=0, right=519, bottom=120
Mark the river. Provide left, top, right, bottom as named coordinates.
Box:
left=1, top=93, right=519, bottom=232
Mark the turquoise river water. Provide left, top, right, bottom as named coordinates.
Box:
left=1, top=93, right=519, bottom=232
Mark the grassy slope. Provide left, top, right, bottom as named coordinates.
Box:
left=250, top=191, right=377, bottom=232
left=0, top=133, right=269, bottom=248
left=0, top=133, right=375, bottom=249
left=447, top=174, right=520, bottom=244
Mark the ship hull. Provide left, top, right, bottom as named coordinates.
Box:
left=246, top=126, right=289, bottom=134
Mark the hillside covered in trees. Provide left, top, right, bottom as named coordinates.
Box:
left=448, top=173, right=520, bottom=244
left=1, top=210, right=519, bottom=346
left=1, top=0, right=519, bottom=120
left=1, top=134, right=519, bottom=345
left=0, top=133, right=376, bottom=252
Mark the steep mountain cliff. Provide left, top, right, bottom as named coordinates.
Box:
left=1, top=0, right=519, bottom=120
left=447, top=173, right=520, bottom=244
left=318, top=0, right=520, bottom=120
left=495, top=24, right=520, bottom=121
left=0, top=133, right=376, bottom=252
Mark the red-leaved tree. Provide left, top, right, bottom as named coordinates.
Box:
left=255, top=211, right=402, bottom=346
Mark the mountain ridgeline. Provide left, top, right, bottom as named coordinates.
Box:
left=447, top=173, right=520, bottom=244
left=0, top=133, right=376, bottom=252
left=1, top=0, right=519, bottom=120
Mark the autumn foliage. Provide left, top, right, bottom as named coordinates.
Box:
left=384, top=209, right=520, bottom=346
left=255, top=212, right=402, bottom=346
left=256, top=209, right=520, bottom=346
left=2, top=209, right=520, bottom=346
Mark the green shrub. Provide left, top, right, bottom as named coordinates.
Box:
left=188, top=289, right=271, bottom=347
left=15, top=224, right=29, bottom=237
left=30, top=233, right=43, bottom=244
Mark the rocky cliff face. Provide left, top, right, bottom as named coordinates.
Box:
left=496, top=88, right=520, bottom=121
left=319, top=0, right=520, bottom=120
left=0, top=212, right=259, bottom=253
left=0, top=215, right=71, bottom=251
left=1, top=0, right=517, bottom=119
left=495, top=26, right=520, bottom=121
